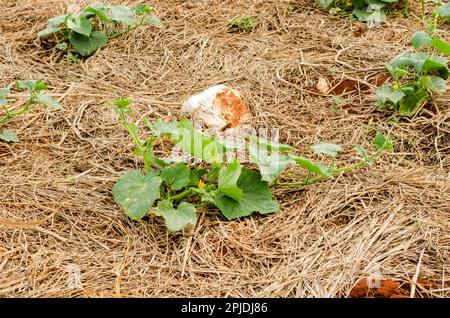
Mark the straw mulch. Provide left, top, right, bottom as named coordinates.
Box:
left=0, top=0, right=448, bottom=297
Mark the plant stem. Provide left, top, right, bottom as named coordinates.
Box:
left=0, top=98, right=35, bottom=126
left=169, top=188, right=193, bottom=201
left=109, top=16, right=146, bottom=40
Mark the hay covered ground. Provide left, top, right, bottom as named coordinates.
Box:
left=0, top=0, right=449, bottom=297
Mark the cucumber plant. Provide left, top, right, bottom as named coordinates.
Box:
left=317, top=0, right=402, bottom=24
left=109, top=98, right=393, bottom=232
left=0, top=80, right=62, bottom=143
left=376, top=22, right=450, bottom=116
left=38, top=3, right=163, bottom=59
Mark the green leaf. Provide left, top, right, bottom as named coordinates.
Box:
left=112, top=170, right=162, bottom=220
left=38, top=15, right=68, bottom=38
left=110, top=5, right=138, bottom=25
left=334, top=96, right=345, bottom=105
left=419, top=76, right=447, bottom=94
left=318, top=0, right=333, bottom=9
left=289, top=155, right=332, bottom=176
left=249, top=143, right=294, bottom=182
left=35, top=93, right=63, bottom=109
left=136, top=4, right=153, bottom=15
left=353, top=7, right=386, bottom=23
left=160, top=163, right=191, bottom=191
left=419, top=56, right=449, bottom=78
left=311, top=141, right=343, bottom=157
left=372, top=133, right=393, bottom=152
left=176, top=118, right=225, bottom=163
left=398, top=86, right=428, bottom=116
left=0, top=130, right=19, bottom=143
left=214, top=168, right=279, bottom=220
left=56, top=41, right=68, bottom=51
left=148, top=119, right=179, bottom=136
left=0, top=88, right=10, bottom=97
left=218, top=160, right=243, bottom=201
left=83, top=3, right=111, bottom=22
left=246, top=134, right=294, bottom=151
left=412, top=31, right=432, bottom=49
left=376, top=85, right=405, bottom=104
left=16, top=80, right=37, bottom=91
left=65, top=14, right=92, bottom=36
left=145, top=16, right=164, bottom=28
left=111, top=97, right=132, bottom=113
left=230, top=16, right=258, bottom=32
left=69, top=31, right=107, bottom=56
left=354, top=145, right=374, bottom=165
left=0, top=97, right=7, bottom=106
left=155, top=200, right=197, bottom=232
left=430, top=38, right=450, bottom=55
left=434, top=2, right=450, bottom=17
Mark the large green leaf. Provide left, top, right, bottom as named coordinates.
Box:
left=155, top=200, right=197, bottom=232
left=434, top=2, right=450, bottom=17
left=69, top=31, right=107, bottom=56
left=419, top=76, right=447, bottom=94
left=160, top=163, right=191, bottom=191
left=175, top=118, right=226, bottom=163
left=38, top=15, right=68, bottom=38
left=214, top=168, right=279, bottom=220
left=66, top=15, right=92, bottom=36
left=376, top=85, right=405, bottom=104
left=249, top=143, right=294, bottom=182
left=218, top=160, right=243, bottom=201
left=430, top=38, right=450, bottom=56
left=311, top=141, right=343, bottom=158
left=35, top=93, right=63, bottom=109
left=110, top=5, right=138, bottom=25
left=419, top=56, right=449, bottom=78
left=0, top=130, right=19, bottom=143
left=112, top=170, right=162, bottom=220
left=397, top=86, right=428, bottom=116
left=412, top=31, right=432, bottom=49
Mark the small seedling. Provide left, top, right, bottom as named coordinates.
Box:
left=376, top=21, right=450, bottom=116
left=317, top=0, right=402, bottom=25
left=109, top=98, right=393, bottom=232
left=229, top=16, right=258, bottom=32
left=38, top=3, right=163, bottom=59
left=0, top=80, right=63, bottom=143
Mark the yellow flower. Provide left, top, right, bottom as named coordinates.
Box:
left=393, top=82, right=399, bottom=89
left=346, top=0, right=352, bottom=8
left=198, top=180, right=206, bottom=189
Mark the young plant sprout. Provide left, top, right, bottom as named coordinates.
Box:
left=109, top=98, right=393, bottom=232
left=317, top=0, right=402, bottom=24
left=376, top=17, right=450, bottom=116
left=38, top=3, right=163, bottom=59
left=0, top=80, right=63, bottom=143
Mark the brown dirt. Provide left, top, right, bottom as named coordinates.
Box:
left=350, top=278, right=445, bottom=298
left=0, top=0, right=449, bottom=297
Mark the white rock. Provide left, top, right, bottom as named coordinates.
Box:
left=182, top=85, right=251, bottom=133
